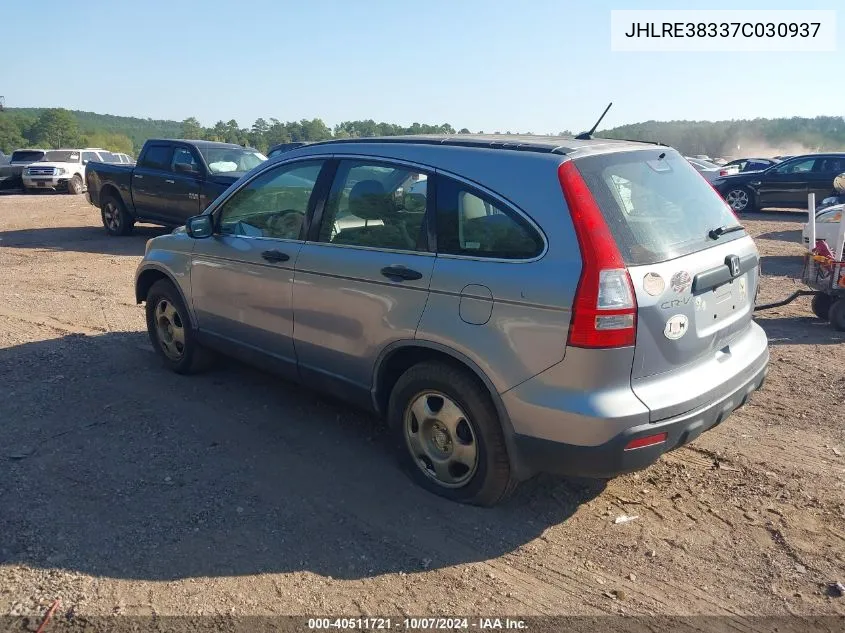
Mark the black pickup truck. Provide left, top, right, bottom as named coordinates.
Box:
left=85, top=139, right=267, bottom=235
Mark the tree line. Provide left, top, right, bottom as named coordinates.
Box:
left=2, top=107, right=844, bottom=159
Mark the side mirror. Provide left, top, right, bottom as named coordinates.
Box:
left=185, top=215, right=213, bottom=239
left=175, top=162, right=198, bottom=174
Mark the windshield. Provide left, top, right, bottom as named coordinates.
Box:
left=11, top=150, right=46, bottom=163
left=44, top=150, right=80, bottom=163
left=200, top=147, right=267, bottom=174
left=575, top=149, right=743, bottom=266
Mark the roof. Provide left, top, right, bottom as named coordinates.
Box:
left=146, top=138, right=252, bottom=150
left=302, top=133, right=661, bottom=156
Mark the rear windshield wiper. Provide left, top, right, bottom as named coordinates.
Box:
left=708, top=224, right=745, bottom=240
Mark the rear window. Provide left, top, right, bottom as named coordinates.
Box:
left=11, top=150, right=46, bottom=162
left=574, top=149, right=742, bottom=266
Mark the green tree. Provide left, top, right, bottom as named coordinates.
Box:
left=181, top=117, right=204, bottom=139
left=31, top=108, right=80, bottom=148
left=0, top=116, right=27, bottom=153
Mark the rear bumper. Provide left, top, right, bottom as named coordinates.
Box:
left=511, top=348, right=769, bottom=479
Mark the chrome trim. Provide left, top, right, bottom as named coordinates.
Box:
left=301, top=241, right=435, bottom=257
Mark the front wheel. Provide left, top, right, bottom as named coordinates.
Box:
left=101, top=195, right=135, bottom=236
left=145, top=279, right=213, bottom=374
left=67, top=175, right=83, bottom=195
left=829, top=298, right=845, bottom=332
left=388, top=362, right=516, bottom=506
left=724, top=187, right=754, bottom=213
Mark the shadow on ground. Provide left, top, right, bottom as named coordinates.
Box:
left=755, top=229, right=802, bottom=244
left=759, top=254, right=805, bottom=277
left=757, top=315, right=845, bottom=346
left=0, top=225, right=170, bottom=256
left=0, top=332, right=602, bottom=582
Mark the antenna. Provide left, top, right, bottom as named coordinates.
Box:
left=574, top=102, right=612, bottom=140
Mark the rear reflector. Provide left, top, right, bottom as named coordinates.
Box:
left=558, top=161, right=637, bottom=348
left=624, top=433, right=668, bottom=451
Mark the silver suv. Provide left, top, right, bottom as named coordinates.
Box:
left=136, top=135, right=769, bottom=506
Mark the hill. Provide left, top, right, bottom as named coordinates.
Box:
left=2, top=107, right=844, bottom=159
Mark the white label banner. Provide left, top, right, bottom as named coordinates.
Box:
left=611, top=10, right=837, bottom=52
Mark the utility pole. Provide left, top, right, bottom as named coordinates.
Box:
left=0, top=96, right=5, bottom=112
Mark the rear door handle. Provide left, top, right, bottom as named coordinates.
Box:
left=133, top=174, right=143, bottom=179
left=380, top=266, right=423, bottom=281
left=261, top=249, right=290, bottom=263
left=165, top=179, right=175, bottom=184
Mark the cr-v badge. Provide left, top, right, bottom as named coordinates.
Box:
left=664, top=314, right=689, bottom=340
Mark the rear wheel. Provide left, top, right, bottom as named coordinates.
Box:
left=811, top=293, right=833, bottom=321
left=725, top=187, right=754, bottom=213
left=145, top=279, right=213, bottom=374
left=67, top=174, right=83, bottom=195
left=829, top=298, right=845, bottom=332
left=388, top=362, right=516, bottom=506
left=101, top=194, right=135, bottom=236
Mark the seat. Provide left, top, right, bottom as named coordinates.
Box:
left=333, top=180, right=415, bottom=250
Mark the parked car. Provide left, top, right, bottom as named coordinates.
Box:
left=713, top=154, right=845, bottom=213
left=21, top=147, right=114, bottom=194
left=134, top=135, right=769, bottom=506
left=686, top=157, right=739, bottom=182
left=114, top=152, right=135, bottom=165
left=86, top=139, right=267, bottom=235
left=723, top=157, right=779, bottom=173
left=0, top=148, right=47, bottom=190
left=267, top=142, right=311, bottom=158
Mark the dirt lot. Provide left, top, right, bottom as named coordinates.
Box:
left=0, top=193, right=843, bottom=626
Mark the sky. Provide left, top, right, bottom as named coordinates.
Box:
left=1, top=0, right=843, bottom=133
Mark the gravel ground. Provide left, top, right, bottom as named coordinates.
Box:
left=0, top=192, right=843, bottom=627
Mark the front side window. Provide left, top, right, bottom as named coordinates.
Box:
left=318, top=160, right=428, bottom=251
left=171, top=147, right=199, bottom=172
left=435, top=177, right=543, bottom=259
left=218, top=161, right=323, bottom=240
left=139, top=145, right=172, bottom=170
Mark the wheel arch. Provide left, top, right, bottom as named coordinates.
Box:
left=135, top=265, right=197, bottom=328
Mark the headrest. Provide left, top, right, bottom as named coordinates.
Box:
left=348, top=179, right=390, bottom=220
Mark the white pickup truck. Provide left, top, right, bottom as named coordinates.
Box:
left=21, top=147, right=118, bottom=194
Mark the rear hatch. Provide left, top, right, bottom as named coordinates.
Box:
left=574, top=148, right=763, bottom=421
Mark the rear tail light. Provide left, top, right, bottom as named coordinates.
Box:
left=558, top=161, right=637, bottom=348
left=719, top=169, right=729, bottom=176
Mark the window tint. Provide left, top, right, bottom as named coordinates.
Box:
left=435, top=177, right=542, bottom=259
left=318, top=160, right=428, bottom=251
left=775, top=158, right=816, bottom=174
left=139, top=145, right=172, bottom=171
left=816, top=157, right=845, bottom=173
left=218, top=161, right=323, bottom=240
left=171, top=147, right=199, bottom=172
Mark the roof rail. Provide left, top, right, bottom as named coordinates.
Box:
left=306, top=136, right=573, bottom=155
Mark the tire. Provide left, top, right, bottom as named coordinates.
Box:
left=101, top=194, right=135, bottom=236
left=145, top=279, right=214, bottom=374
left=811, top=293, right=833, bottom=321
left=724, top=186, right=755, bottom=213
left=828, top=298, right=845, bottom=332
left=67, top=174, right=83, bottom=195
left=388, top=361, right=517, bottom=506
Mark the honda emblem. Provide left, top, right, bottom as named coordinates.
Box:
left=727, top=255, right=741, bottom=278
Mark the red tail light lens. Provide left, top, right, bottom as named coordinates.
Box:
left=624, top=433, right=668, bottom=451
left=558, top=161, right=637, bottom=348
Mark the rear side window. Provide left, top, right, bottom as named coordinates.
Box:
left=574, top=149, right=741, bottom=266
left=139, top=145, right=172, bottom=171
left=435, top=177, right=543, bottom=259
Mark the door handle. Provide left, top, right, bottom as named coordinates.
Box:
left=134, top=174, right=143, bottom=179
left=380, top=266, right=423, bottom=281
left=165, top=179, right=175, bottom=184
left=261, top=249, right=290, bottom=263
